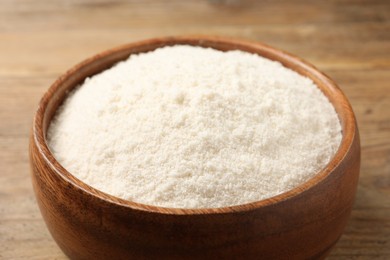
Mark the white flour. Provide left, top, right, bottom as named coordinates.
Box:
left=48, top=45, right=342, bottom=208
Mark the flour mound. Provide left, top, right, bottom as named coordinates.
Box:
left=48, top=45, right=342, bottom=208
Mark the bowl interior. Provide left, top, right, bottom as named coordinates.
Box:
left=34, top=36, right=356, bottom=214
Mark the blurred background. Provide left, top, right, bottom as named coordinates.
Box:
left=0, top=0, right=389, bottom=259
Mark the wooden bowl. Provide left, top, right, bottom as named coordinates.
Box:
left=30, top=36, right=360, bottom=259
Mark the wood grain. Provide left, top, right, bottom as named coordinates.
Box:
left=0, top=0, right=389, bottom=259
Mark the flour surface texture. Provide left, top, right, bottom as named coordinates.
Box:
left=48, top=45, right=342, bottom=208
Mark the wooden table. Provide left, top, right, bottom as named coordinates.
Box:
left=0, top=1, right=389, bottom=259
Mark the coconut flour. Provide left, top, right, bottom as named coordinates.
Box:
left=48, top=45, right=342, bottom=208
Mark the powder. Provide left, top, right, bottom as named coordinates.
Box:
left=48, top=45, right=342, bottom=209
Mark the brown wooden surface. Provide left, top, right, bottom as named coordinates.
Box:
left=0, top=0, right=389, bottom=259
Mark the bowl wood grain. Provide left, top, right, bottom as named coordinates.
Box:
left=30, top=36, right=360, bottom=260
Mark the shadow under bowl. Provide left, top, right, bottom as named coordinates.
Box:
left=30, top=36, right=360, bottom=259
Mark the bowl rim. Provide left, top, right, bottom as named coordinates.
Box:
left=32, top=35, right=357, bottom=215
